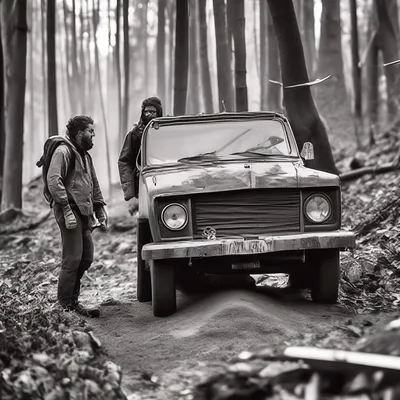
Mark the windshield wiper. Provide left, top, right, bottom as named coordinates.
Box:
left=177, top=151, right=217, bottom=163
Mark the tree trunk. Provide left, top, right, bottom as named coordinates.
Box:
left=115, top=0, right=122, bottom=139
left=187, top=0, right=201, bottom=114
left=260, top=0, right=268, bottom=110
left=166, top=1, right=176, bottom=114
left=71, top=0, right=80, bottom=111
left=143, top=0, right=149, bottom=94
left=79, top=0, right=87, bottom=114
left=41, top=0, right=47, bottom=133
left=213, top=0, right=234, bottom=111
left=122, top=0, right=129, bottom=134
left=1, top=0, right=28, bottom=210
left=199, top=0, right=213, bottom=113
left=253, top=0, right=259, bottom=80
left=157, top=0, right=166, bottom=106
left=302, top=0, right=315, bottom=77
left=231, top=0, right=248, bottom=111
left=173, top=0, right=189, bottom=115
left=267, top=0, right=337, bottom=174
left=315, top=0, right=353, bottom=151
left=267, top=8, right=282, bottom=111
left=366, top=5, right=379, bottom=138
left=63, top=0, right=74, bottom=114
left=92, top=0, right=112, bottom=198
left=349, top=0, right=362, bottom=148
left=47, top=0, right=58, bottom=136
left=0, top=19, right=4, bottom=202
left=375, top=0, right=400, bottom=122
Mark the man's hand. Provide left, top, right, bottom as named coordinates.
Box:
left=62, top=205, right=77, bottom=230
left=95, top=205, right=108, bottom=232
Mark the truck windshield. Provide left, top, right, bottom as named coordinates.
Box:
left=145, top=119, right=293, bottom=166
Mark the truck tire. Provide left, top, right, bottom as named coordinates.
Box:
left=136, top=219, right=152, bottom=302
left=150, top=260, right=176, bottom=317
left=309, top=249, right=340, bottom=304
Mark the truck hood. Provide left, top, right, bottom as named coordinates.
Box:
left=143, top=161, right=340, bottom=199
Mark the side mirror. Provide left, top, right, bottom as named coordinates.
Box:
left=300, top=142, right=314, bottom=161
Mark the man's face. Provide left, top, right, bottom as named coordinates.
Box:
left=77, top=124, right=95, bottom=151
left=143, top=105, right=157, bottom=124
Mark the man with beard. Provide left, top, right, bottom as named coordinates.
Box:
left=46, top=115, right=107, bottom=317
left=118, top=96, right=163, bottom=201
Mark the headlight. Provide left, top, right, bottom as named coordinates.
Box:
left=304, top=194, right=331, bottom=223
left=161, top=203, right=188, bottom=230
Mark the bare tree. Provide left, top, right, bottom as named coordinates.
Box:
left=92, top=0, right=112, bottom=197
left=267, top=8, right=282, bottom=111
left=122, top=0, right=129, bottom=134
left=173, top=0, right=189, bottom=115
left=0, top=17, right=4, bottom=202
left=187, top=0, right=201, bottom=114
left=41, top=0, right=47, bottom=133
left=47, top=0, right=58, bottom=136
left=1, top=0, right=28, bottom=210
left=213, top=0, right=234, bottom=111
left=267, top=0, right=337, bottom=174
left=199, top=0, right=213, bottom=113
left=302, top=0, right=316, bottom=77
left=350, top=0, right=362, bottom=147
left=157, top=0, right=167, bottom=105
left=115, top=0, right=122, bottom=138
left=315, top=0, right=352, bottom=150
left=231, top=0, right=248, bottom=111
left=260, top=0, right=268, bottom=110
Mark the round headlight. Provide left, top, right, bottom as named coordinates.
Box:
left=304, top=194, right=331, bottom=223
left=161, top=203, right=188, bottom=230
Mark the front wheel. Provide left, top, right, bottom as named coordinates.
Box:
left=150, top=260, right=176, bottom=317
left=309, top=249, right=340, bottom=304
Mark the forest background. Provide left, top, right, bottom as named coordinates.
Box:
left=0, top=0, right=397, bottom=209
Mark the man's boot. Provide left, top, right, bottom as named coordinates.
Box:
left=73, top=301, right=101, bottom=318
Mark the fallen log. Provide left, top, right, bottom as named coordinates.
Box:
left=340, top=162, right=399, bottom=182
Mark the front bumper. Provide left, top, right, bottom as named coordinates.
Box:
left=142, top=230, right=355, bottom=261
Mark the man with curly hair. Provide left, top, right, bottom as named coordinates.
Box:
left=46, top=115, right=107, bottom=317
left=118, top=96, right=163, bottom=201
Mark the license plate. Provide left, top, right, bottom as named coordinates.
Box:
left=232, top=261, right=260, bottom=270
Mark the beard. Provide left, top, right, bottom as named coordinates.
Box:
left=80, top=136, right=94, bottom=151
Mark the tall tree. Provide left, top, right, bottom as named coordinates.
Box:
left=173, top=0, right=189, bottom=115
left=267, top=8, right=282, bottom=111
left=315, top=0, right=352, bottom=150
left=71, top=0, right=80, bottom=111
left=260, top=0, right=268, bottom=110
left=1, top=0, right=28, bottom=210
left=115, top=0, right=122, bottom=139
left=302, top=0, right=315, bottom=77
left=350, top=0, right=362, bottom=147
left=267, top=0, right=337, bottom=174
left=199, top=0, right=213, bottom=113
left=41, top=0, right=47, bottom=133
left=187, top=0, right=201, bottom=113
left=0, top=17, right=4, bottom=202
left=213, top=0, right=234, bottom=111
left=157, top=0, right=167, bottom=106
left=368, top=0, right=400, bottom=124
left=143, top=0, right=149, bottom=94
left=92, top=0, right=112, bottom=197
left=47, top=0, right=58, bottom=136
left=231, top=0, right=248, bottom=111
left=122, top=0, right=129, bottom=134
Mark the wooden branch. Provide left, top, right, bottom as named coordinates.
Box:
left=340, top=162, right=399, bottom=182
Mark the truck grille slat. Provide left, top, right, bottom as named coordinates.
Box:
left=193, top=189, right=300, bottom=237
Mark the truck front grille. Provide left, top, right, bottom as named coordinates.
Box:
left=193, top=189, right=300, bottom=238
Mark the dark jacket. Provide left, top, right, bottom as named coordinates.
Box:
left=47, top=137, right=106, bottom=217
left=118, top=97, right=163, bottom=201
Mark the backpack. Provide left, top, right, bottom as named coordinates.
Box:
left=36, top=136, right=75, bottom=204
